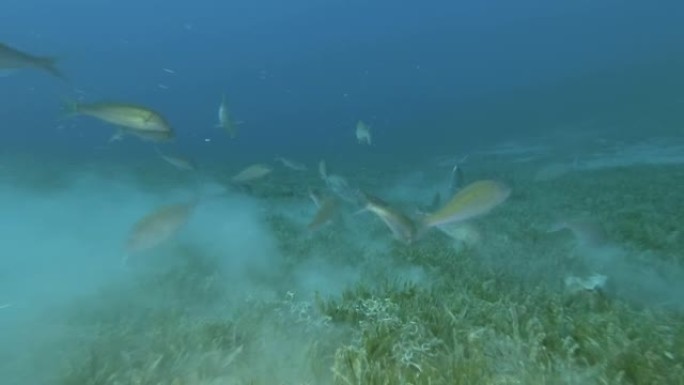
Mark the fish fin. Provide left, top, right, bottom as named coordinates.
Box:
left=430, top=192, right=441, bottom=212
left=36, top=56, right=67, bottom=80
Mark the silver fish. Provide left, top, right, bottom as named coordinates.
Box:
left=275, top=156, right=307, bottom=171
left=359, top=191, right=417, bottom=243
left=155, top=147, right=196, bottom=171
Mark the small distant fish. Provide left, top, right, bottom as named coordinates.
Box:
left=162, top=68, right=176, bottom=74
left=0, top=42, right=65, bottom=79
left=275, top=156, right=307, bottom=171
left=423, top=180, right=511, bottom=228
left=355, top=120, right=372, bottom=145
left=63, top=100, right=174, bottom=142
left=564, top=274, right=607, bottom=293
left=318, top=160, right=360, bottom=204
left=231, top=163, right=272, bottom=184
left=155, top=146, right=196, bottom=171
left=125, top=201, right=196, bottom=255
left=548, top=218, right=606, bottom=248
left=217, top=94, right=238, bottom=138
left=358, top=191, right=417, bottom=243
left=307, top=189, right=340, bottom=230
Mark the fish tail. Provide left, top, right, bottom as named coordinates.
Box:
left=36, top=56, right=67, bottom=80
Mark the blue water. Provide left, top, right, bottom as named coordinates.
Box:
left=2, top=0, right=683, bottom=160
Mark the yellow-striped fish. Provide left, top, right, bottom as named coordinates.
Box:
left=64, top=101, right=174, bottom=142
left=125, top=201, right=196, bottom=254
left=423, top=180, right=510, bottom=227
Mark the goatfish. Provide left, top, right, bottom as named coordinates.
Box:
left=63, top=101, right=174, bottom=142
left=217, top=94, right=239, bottom=138
left=355, top=120, right=372, bottom=145
left=0, top=42, right=65, bottom=79
left=231, top=163, right=272, bottom=184
left=307, top=189, right=340, bottom=230
left=423, top=180, right=510, bottom=228
left=358, top=191, right=417, bottom=244
left=125, top=201, right=196, bottom=255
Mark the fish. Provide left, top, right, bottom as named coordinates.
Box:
left=275, top=156, right=308, bottom=171
left=564, top=274, right=608, bottom=293
left=548, top=218, right=606, bottom=248
left=318, top=159, right=361, bottom=204
left=358, top=191, right=417, bottom=243
left=63, top=101, right=174, bottom=142
left=307, top=189, right=340, bottom=230
left=154, top=147, right=196, bottom=171
left=231, top=163, right=272, bottom=184
left=423, top=180, right=510, bottom=228
left=125, top=201, right=196, bottom=255
left=355, top=120, right=372, bottom=145
left=217, top=94, right=238, bottom=138
left=0, top=42, right=65, bottom=79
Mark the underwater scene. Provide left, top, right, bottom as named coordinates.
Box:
left=1, top=1, right=684, bottom=384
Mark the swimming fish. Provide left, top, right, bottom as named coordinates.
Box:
left=0, top=42, right=64, bottom=79
left=358, top=191, right=417, bottom=243
left=64, top=101, right=174, bottom=142
left=125, top=201, right=196, bottom=254
left=275, top=156, right=308, bottom=171
left=423, top=180, right=510, bottom=228
left=307, top=189, right=340, bottom=230
left=355, top=120, right=372, bottom=145
left=155, top=147, right=196, bottom=171
left=217, top=94, right=238, bottom=138
left=231, top=163, right=272, bottom=184
left=318, top=160, right=361, bottom=204
left=548, top=217, right=606, bottom=248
